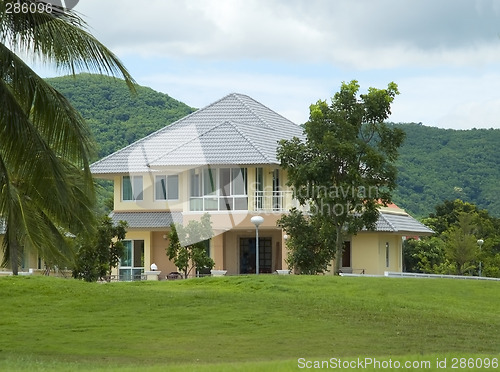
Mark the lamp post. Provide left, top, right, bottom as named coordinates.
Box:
left=477, top=239, right=484, bottom=277
left=251, top=216, right=264, bottom=275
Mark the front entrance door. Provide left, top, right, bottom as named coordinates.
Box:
left=341, top=241, right=352, bottom=273
left=240, top=237, right=272, bottom=274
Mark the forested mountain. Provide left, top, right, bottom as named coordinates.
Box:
left=46, top=74, right=500, bottom=217
left=46, top=74, right=195, bottom=159
left=391, top=123, right=500, bottom=218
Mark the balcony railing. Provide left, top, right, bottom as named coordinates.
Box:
left=188, top=191, right=297, bottom=213
left=190, top=196, right=249, bottom=211
left=253, top=191, right=294, bottom=212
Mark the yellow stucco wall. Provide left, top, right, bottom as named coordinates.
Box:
left=110, top=166, right=407, bottom=278
left=150, top=231, right=180, bottom=275
left=0, top=234, right=40, bottom=273
left=351, top=233, right=402, bottom=275
left=112, top=230, right=151, bottom=276
left=130, top=225, right=284, bottom=277
left=113, top=173, right=186, bottom=212
left=113, top=166, right=290, bottom=213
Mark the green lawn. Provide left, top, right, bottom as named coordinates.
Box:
left=0, top=275, right=498, bottom=371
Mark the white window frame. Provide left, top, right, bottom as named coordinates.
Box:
left=189, top=167, right=248, bottom=211
left=155, top=174, right=179, bottom=201
left=119, top=240, right=145, bottom=281
left=122, top=175, right=143, bottom=201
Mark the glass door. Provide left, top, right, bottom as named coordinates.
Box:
left=239, top=237, right=272, bottom=274
left=119, top=240, right=145, bottom=281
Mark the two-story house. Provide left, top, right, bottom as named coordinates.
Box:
left=89, top=93, right=433, bottom=279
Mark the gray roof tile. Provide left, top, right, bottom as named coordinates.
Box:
left=110, top=211, right=183, bottom=229
left=91, top=93, right=304, bottom=174
left=374, top=211, right=434, bottom=235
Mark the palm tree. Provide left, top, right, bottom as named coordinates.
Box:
left=0, top=1, right=135, bottom=274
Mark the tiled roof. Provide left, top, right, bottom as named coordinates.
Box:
left=91, top=93, right=304, bottom=174
left=110, top=211, right=183, bottom=229
left=374, top=211, right=434, bottom=235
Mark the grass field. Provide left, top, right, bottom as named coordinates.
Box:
left=0, top=275, right=498, bottom=371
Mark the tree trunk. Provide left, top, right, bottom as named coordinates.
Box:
left=9, top=229, right=19, bottom=276
left=334, top=225, right=343, bottom=275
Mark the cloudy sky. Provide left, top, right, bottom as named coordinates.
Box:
left=40, top=0, right=500, bottom=128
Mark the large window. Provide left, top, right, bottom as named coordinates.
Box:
left=254, top=167, right=263, bottom=210
left=123, top=175, right=143, bottom=201
left=190, top=167, right=248, bottom=211
left=155, top=175, right=179, bottom=200
left=120, top=240, right=144, bottom=281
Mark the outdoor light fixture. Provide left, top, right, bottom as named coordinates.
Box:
left=251, top=216, right=264, bottom=275
left=477, top=239, right=484, bottom=277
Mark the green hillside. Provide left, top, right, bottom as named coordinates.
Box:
left=392, top=123, right=500, bottom=217
left=45, top=75, right=500, bottom=217
left=0, top=275, right=498, bottom=371
left=46, top=74, right=195, bottom=159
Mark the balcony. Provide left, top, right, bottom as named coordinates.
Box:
left=188, top=191, right=297, bottom=213
left=252, top=191, right=294, bottom=212
left=190, top=196, right=249, bottom=211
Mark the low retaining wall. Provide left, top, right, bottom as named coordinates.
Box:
left=340, top=271, right=500, bottom=281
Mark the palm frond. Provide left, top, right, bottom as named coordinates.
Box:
left=0, top=42, right=96, bottom=166
left=0, top=0, right=135, bottom=91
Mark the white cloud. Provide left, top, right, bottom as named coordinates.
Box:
left=77, top=0, right=500, bottom=69
left=390, top=72, right=500, bottom=128
left=41, top=0, right=500, bottom=129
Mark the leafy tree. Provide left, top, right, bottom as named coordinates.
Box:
left=72, top=217, right=127, bottom=282
left=406, top=199, right=500, bottom=277
left=0, top=1, right=134, bottom=274
left=442, top=213, right=478, bottom=275
left=278, top=208, right=336, bottom=274
left=403, top=237, right=447, bottom=273
left=278, top=80, right=405, bottom=274
left=166, top=214, right=214, bottom=279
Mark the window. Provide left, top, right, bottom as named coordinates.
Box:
left=190, top=169, right=201, bottom=197
left=120, top=240, right=144, bottom=281
left=385, top=242, right=390, bottom=268
left=168, top=175, right=179, bottom=199
left=155, top=175, right=179, bottom=200
left=123, top=176, right=143, bottom=201
left=232, top=168, right=247, bottom=195
left=255, top=167, right=263, bottom=209
left=203, top=168, right=216, bottom=196
left=189, top=167, right=248, bottom=211
left=219, top=168, right=247, bottom=210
